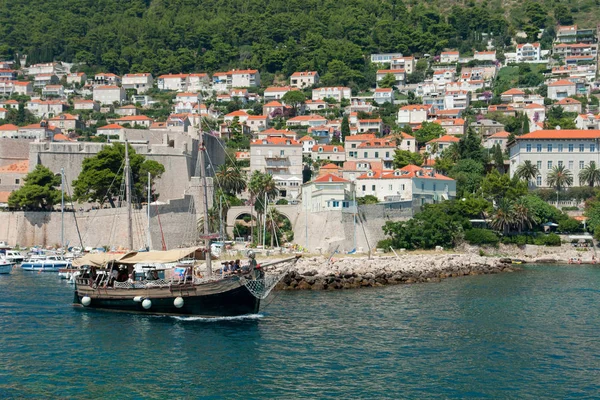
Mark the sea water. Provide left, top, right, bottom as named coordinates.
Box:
left=1, top=265, right=600, bottom=399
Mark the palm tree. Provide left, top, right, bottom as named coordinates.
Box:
left=513, top=199, right=537, bottom=233
left=579, top=161, right=600, bottom=187
left=248, top=171, right=278, bottom=245
left=515, top=160, right=539, bottom=186
left=216, top=164, right=246, bottom=195
left=547, top=165, right=573, bottom=205
left=490, top=199, right=515, bottom=235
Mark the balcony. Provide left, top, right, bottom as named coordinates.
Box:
left=264, top=154, right=289, bottom=160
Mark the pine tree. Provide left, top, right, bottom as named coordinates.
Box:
left=341, top=116, right=350, bottom=142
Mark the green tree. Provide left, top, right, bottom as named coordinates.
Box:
left=72, top=143, right=165, bottom=207
left=281, top=90, right=306, bottom=115
left=378, top=73, right=397, bottom=89
left=492, top=143, right=504, bottom=173
left=547, top=165, right=573, bottom=193
left=449, top=159, right=485, bottom=198
left=216, top=163, right=247, bottom=196
left=248, top=170, right=278, bottom=245
left=515, top=160, right=540, bottom=186
left=490, top=199, right=514, bottom=235
left=341, top=116, right=350, bottom=142
left=415, top=121, right=445, bottom=146
left=579, top=161, right=600, bottom=187
left=8, top=165, right=61, bottom=211
left=357, top=195, right=379, bottom=205
left=392, top=149, right=423, bottom=168
left=481, top=169, right=527, bottom=203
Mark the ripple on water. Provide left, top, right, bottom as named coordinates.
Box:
left=2, top=265, right=600, bottom=398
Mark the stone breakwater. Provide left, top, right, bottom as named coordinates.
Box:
left=273, top=254, right=516, bottom=290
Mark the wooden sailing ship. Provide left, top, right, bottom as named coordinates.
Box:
left=73, top=131, right=299, bottom=317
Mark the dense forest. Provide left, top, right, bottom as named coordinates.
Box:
left=0, top=0, right=597, bottom=86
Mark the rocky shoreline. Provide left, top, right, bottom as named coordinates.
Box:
left=272, top=254, right=517, bottom=291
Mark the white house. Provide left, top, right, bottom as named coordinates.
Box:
left=122, top=73, right=153, bottom=94
left=312, top=87, right=351, bottom=102
left=516, top=43, right=542, bottom=62
left=287, top=115, right=327, bottom=128
left=93, top=85, right=126, bottom=105
left=0, top=123, right=19, bottom=138
left=97, top=123, right=126, bottom=139
left=250, top=137, right=303, bottom=199
left=66, top=72, right=87, bottom=86
left=299, top=135, right=316, bottom=154
left=440, top=51, right=460, bottom=64
left=73, top=99, right=99, bottom=111
left=290, top=71, right=319, bottom=88
left=509, top=129, right=600, bottom=187
left=223, top=110, right=250, bottom=124
left=575, top=114, right=600, bottom=130
left=302, top=174, right=355, bottom=212
left=485, top=131, right=510, bottom=151
left=114, top=115, right=153, bottom=128
left=311, top=144, right=346, bottom=162
left=231, top=69, right=260, bottom=87
left=374, top=88, right=394, bottom=104
left=548, top=79, right=577, bottom=100
left=186, top=73, right=210, bottom=92
left=355, top=164, right=456, bottom=204
left=376, top=69, right=406, bottom=87
left=390, top=57, right=416, bottom=74
left=157, top=73, right=188, bottom=91
left=397, top=104, right=432, bottom=126
left=264, top=86, right=293, bottom=101
left=556, top=97, right=582, bottom=113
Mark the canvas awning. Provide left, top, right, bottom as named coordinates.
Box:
left=72, top=247, right=206, bottom=267
left=72, top=252, right=130, bottom=267
left=116, top=247, right=205, bottom=265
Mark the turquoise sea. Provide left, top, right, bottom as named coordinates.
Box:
left=1, top=264, right=600, bottom=399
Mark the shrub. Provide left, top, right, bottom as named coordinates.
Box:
left=464, top=228, right=499, bottom=246
left=541, top=233, right=562, bottom=246
left=558, top=218, right=582, bottom=233
left=377, top=239, right=393, bottom=250
left=561, top=206, right=579, bottom=211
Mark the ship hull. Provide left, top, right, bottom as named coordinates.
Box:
left=73, top=277, right=260, bottom=317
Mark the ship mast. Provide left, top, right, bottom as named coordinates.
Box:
left=125, top=141, right=134, bottom=251
left=199, top=120, right=213, bottom=276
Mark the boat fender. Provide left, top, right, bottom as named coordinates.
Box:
left=81, top=296, right=92, bottom=307
left=174, top=297, right=184, bottom=308
left=133, top=296, right=143, bottom=303
left=142, top=299, right=152, bottom=309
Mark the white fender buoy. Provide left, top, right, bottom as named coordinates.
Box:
left=133, top=296, right=143, bottom=302
left=174, top=297, right=184, bottom=308
left=81, top=296, right=91, bottom=307
left=142, top=299, right=152, bottom=309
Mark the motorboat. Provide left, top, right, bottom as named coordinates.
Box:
left=21, top=255, right=71, bottom=272
left=0, top=259, right=14, bottom=274
left=2, top=250, right=25, bottom=264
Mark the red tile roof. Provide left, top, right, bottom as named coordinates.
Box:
left=0, top=124, right=19, bottom=131
left=549, top=79, right=575, bottom=87
left=313, top=173, right=348, bottom=183
left=517, top=129, right=600, bottom=140
left=427, top=135, right=460, bottom=144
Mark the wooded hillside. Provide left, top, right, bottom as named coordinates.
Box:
left=0, top=0, right=597, bottom=86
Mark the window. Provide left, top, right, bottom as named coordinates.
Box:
left=569, top=160, right=574, bottom=170
left=332, top=201, right=339, bottom=207
left=371, top=185, right=375, bottom=191
left=333, top=147, right=338, bottom=152
left=388, top=185, right=393, bottom=191
left=558, top=144, right=563, bottom=152
left=362, top=185, right=366, bottom=191
left=580, top=160, right=585, bottom=169
left=364, top=152, right=368, bottom=158
left=569, top=144, right=574, bottom=152
left=592, top=144, right=596, bottom=152
left=580, top=144, right=585, bottom=152
left=406, top=141, right=411, bottom=146
left=536, top=144, right=542, bottom=152
left=421, top=183, right=425, bottom=190
left=547, top=144, right=552, bottom=152
left=548, top=161, right=552, bottom=169
left=558, top=161, right=563, bottom=167
left=375, top=152, right=379, bottom=158
left=385, top=152, right=389, bottom=158
left=536, top=175, right=542, bottom=186
left=15, top=179, right=19, bottom=184
left=401, top=184, right=405, bottom=191
left=280, top=150, right=284, bottom=156
left=351, top=144, right=356, bottom=148
left=433, top=184, right=436, bottom=191
left=318, top=147, right=323, bottom=153
left=526, top=144, right=531, bottom=152
left=537, top=161, right=542, bottom=170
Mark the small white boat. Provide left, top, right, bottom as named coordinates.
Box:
left=0, top=259, right=14, bottom=274
left=3, top=250, right=24, bottom=264
left=21, top=255, right=71, bottom=272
